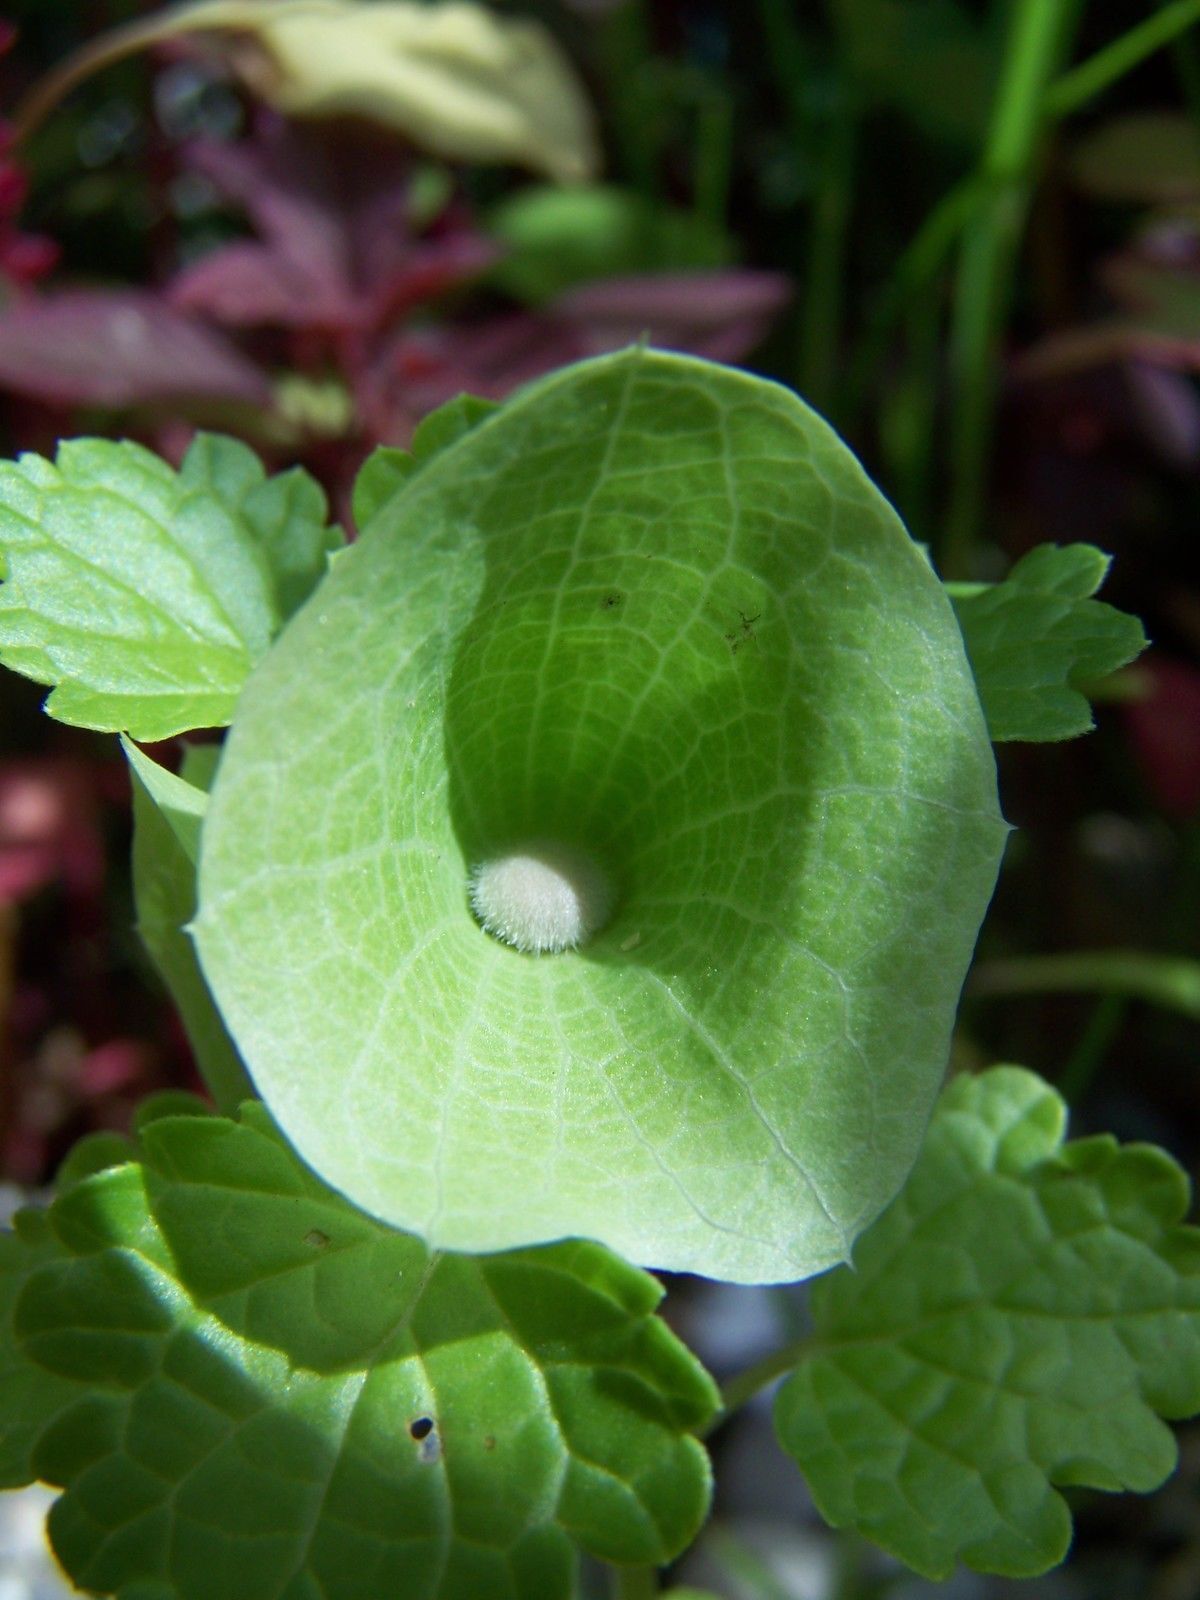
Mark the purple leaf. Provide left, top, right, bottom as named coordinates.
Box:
left=172, top=124, right=495, bottom=333
left=553, top=270, right=790, bottom=362
left=170, top=239, right=354, bottom=327
left=0, top=291, right=272, bottom=408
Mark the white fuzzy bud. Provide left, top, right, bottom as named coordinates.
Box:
left=469, top=843, right=614, bottom=954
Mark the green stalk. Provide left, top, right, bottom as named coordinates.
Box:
left=845, top=174, right=981, bottom=424
left=1059, top=993, right=1127, bottom=1105
left=941, top=0, right=1079, bottom=578
left=711, top=1338, right=810, bottom=1424
left=801, top=83, right=859, bottom=412
left=968, top=950, right=1200, bottom=1020
left=693, top=85, right=735, bottom=232
left=1045, top=0, right=1200, bottom=118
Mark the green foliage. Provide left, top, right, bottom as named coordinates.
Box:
left=351, top=395, right=500, bottom=530
left=193, top=348, right=1008, bottom=1283
left=488, top=185, right=732, bottom=303
left=776, top=1066, right=1200, bottom=1579
left=126, top=740, right=252, bottom=1111
left=947, top=543, right=1147, bottom=742
left=8, top=1105, right=717, bottom=1599
left=0, top=434, right=340, bottom=739
left=0, top=1212, right=88, bottom=1488
left=830, top=0, right=997, bottom=145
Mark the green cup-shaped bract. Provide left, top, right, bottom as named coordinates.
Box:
left=195, top=350, right=1007, bottom=1283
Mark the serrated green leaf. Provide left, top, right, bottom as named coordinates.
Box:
left=775, top=1065, right=1200, bottom=1579
left=180, top=433, right=344, bottom=620
left=947, top=543, right=1147, bottom=742
left=15, top=1106, right=717, bottom=1599
left=0, top=434, right=339, bottom=740
left=0, top=1211, right=88, bottom=1487
left=128, top=741, right=252, bottom=1111
left=352, top=397, right=500, bottom=533
left=351, top=446, right=416, bottom=531
left=196, top=347, right=1007, bottom=1284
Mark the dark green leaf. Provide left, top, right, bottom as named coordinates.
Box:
left=776, top=1066, right=1200, bottom=1578
left=16, top=1106, right=718, bottom=1599
left=947, top=543, right=1147, bottom=741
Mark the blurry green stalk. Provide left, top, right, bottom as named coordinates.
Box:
left=942, top=0, right=1079, bottom=578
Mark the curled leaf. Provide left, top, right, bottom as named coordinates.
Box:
left=195, top=348, right=1007, bottom=1284
left=17, top=0, right=599, bottom=183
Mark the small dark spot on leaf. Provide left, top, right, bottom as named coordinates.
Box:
left=600, top=591, right=624, bottom=610
left=304, top=1229, right=330, bottom=1248
left=410, top=1416, right=434, bottom=1440
left=483, top=1435, right=496, bottom=1451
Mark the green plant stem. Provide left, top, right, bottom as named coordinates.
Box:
left=612, top=1565, right=658, bottom=1600
left=755, top=0, right=812, bottom=143
left=713, top=1339, right=810, bottom=1424
left=968, top=950, right=1200, bottom=1020
left=694, top=85, right=734, bottom=231
left=599, top=0, right=661, bottom=202
left=801, top=83, right=859, bottom=412
left=1045, top=0, right=1200, bottom=118
left=942, top=0, right=1076, bottom=578
left=1059, top=993, right=1127, bottom=1105
left=845, top=174, right=981, bottom=424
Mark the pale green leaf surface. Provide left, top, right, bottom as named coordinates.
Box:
left=947, top=543, right=1147, bottom=742
left=195, top=348, right=1008, bottom=1283
left=0, top=434, right=337, bottom=738
left=179, top=432, right=343, bottom=619
left=128, top=741, right=252, bottom=1111
left=775, top=1066, right=1200, bottom=1579
left=14, top=1106, right=717, bottom=1599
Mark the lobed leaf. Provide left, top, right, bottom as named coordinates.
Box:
left=775, top=1066, right=1200, bottom=1578
left=0, top=433, right=339, bottom=739
left=11, top=1107, right=717, bottom=1599
left=195, top=347, right=1008, bottom=1283
left=351, top=394, right=500, bottom=531
left=0, top=1212, right=89, bottom=1489
left=947, top=543, right=1147, bottom=742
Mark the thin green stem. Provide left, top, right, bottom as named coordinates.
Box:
left=846, top=175, right=981, bottom=424
left=755, top=0, right=812, bottom=142
left=801, top=83, right=859, bottom=412
left=712, top=1337, right=810, bottom=1425
left=599, top=0, right=660, bottom=202
left=941, top=0, right=1078, bottom=578
left=968, top=950, right=1200, bottom=1020
left=693, top=86, right=735, bottom=231
left=1045, top=0, right=1200, bottom=119
left=1059, top=993, right=1126, bottom=1105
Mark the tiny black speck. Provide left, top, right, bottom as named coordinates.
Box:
left=409, top=1416, right=434, bottom=1440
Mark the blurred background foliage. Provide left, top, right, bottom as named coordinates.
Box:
left=0, top=3, right=1198, bottom=1597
